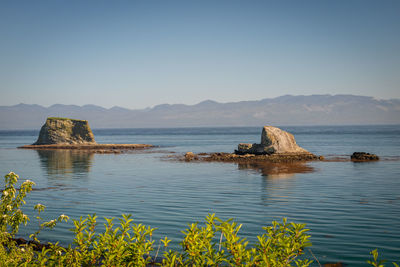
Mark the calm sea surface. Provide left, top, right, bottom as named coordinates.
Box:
left=0, top=125, right=399, bottom=266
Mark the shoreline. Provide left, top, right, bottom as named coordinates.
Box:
left=179, top=152, right=322, bottom=163
left=18, top=144, right=155, bottom=153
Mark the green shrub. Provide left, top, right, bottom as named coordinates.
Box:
left=161, top=215, right=312, bottom=266
left=367, top=249, right=399, bottom=267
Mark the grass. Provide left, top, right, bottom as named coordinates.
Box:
left=47, top=117, right=88, bottom=122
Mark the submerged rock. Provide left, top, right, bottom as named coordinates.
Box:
left=236, top=126, right=310, bottom=155
left=351, top=152, right=379, bottom=161
left=33, top=117, right=96, bottom=145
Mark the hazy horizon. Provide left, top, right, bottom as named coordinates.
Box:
left=3, top=94, right=400, bottom=110
left=2, top=93, right=400, bottom=110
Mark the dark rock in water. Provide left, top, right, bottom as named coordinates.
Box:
left=33, top=117, right=96, bottom=145
left=236, top=143, right=275, bottom=155
left=236, top=126, right=310, bottom=155
left=351, top=152, right=379, bottom=161
left=11, top=237, right=54, bottom=251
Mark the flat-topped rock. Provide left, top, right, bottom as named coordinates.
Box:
left=19, top=117, right=154, bottom=152
left=33, top=117, right=96, bottom=145
left=236, top=126, right=310, bottom=155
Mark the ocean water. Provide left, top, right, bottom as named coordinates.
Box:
left=0, top=125, right=399, bottom=266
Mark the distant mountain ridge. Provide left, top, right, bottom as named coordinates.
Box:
left=1, top=95, right=399, bottom=130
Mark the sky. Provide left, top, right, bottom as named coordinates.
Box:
left=0, top=0, right=399, bottom=109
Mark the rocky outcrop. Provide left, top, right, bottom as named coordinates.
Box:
left=235, top=126, right=309, bottom=155
left=351, top=152, right=379, bottom=161
left=33, top=117, right=96, bottom=145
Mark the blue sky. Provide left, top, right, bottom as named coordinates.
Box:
left=0, top=0, right=399, bottom=109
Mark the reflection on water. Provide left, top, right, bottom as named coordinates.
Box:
left=238, top=162, right=315, bottom=179
left=238, top=162, right=316, bottom=207
left=37, top=150, right=94, bottom=179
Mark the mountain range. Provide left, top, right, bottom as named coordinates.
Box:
left=1, top=95, right=399, bottom=130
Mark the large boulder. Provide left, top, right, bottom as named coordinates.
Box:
left=260, top=126, right=308, bottom=154
left=33, top=117, right=96, bottom=145
left=236, top=126, right=309, bottom=155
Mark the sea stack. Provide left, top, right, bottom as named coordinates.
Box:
left=33, top=117, right=96, bottom=145
left=236, top=126, right=310, bottom=155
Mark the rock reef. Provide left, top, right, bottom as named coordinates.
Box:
left=180, top=126, right=320, bottom=163
left=198, top=152, right=320, bottom=163
left=33, top=117, right=96, bottom=145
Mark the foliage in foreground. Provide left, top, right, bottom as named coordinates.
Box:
left=0, top=172, right=397, bottom=266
